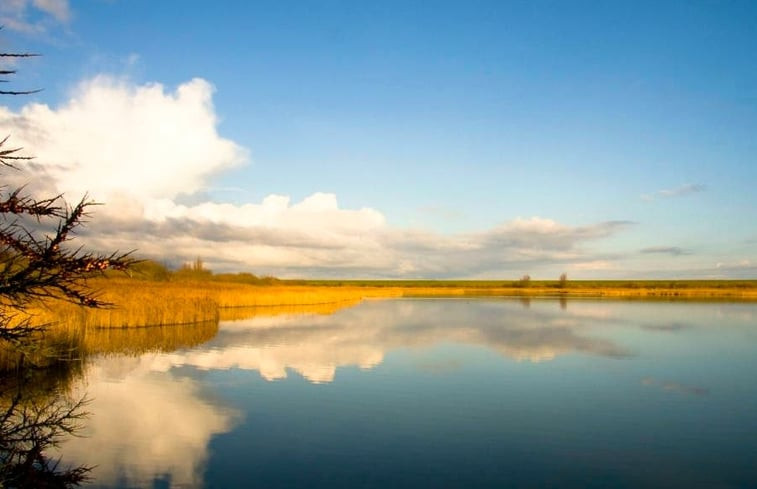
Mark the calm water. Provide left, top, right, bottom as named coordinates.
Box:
left=51, top=298, right=757, bottom=488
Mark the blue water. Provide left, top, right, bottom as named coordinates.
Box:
left=57, top=298, right=757, bottom=488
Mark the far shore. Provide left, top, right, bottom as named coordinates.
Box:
left=290, top=279, right=757, bottom=301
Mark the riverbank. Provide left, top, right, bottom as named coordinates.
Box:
left=23, top=278, right=400, bottom=329
left=19, top=278, right=756, bottom=331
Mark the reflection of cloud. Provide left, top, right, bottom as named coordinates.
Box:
left=641, top=183, right=706, bottom=202
left=415, top=358, right=463, bottom=375
left=146, top=300, right=631, bottom=383
left=641, top=377, right=709, bottom=396
left=641, top=322, right=689, bottom=332
left=58, top=356, right=237, bottom=487
left=157, top=341, right=383, bottom=384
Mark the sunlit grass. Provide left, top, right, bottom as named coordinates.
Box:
left=22, top=278, right=401, bottom=330
left=292, top=279, right=757, bottom=300
left=21, top=277, right=757, bottom=332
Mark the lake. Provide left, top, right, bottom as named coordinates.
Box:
left=41, top=298, right=757, bottom=487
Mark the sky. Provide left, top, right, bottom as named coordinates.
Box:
left=0, top=0, right=755, bottom=278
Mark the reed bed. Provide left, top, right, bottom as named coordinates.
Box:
left=396, top=285, right=757, bottom=300
left=15, top=277, right=757, bottom=334
left=22, top=278, right=400, bottom=330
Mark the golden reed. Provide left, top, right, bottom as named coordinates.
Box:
left=20, top=278, right=757, bottom=332
left=22, top=278, right=401, bottom=330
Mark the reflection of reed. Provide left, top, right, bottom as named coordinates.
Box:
left=78, top=321, right=219, bottom=356
left=0, top=328, right=83, bottom=373
left=218, top=300, right=362, bottom=322
left=0, top=321, right=219, bottom=373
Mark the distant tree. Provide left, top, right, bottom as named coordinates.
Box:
left=518, top=274, right=531, bottom=287
left=126, top=260, right=171, bottom=281
left=558, top=272, right=568, bottom=288
left=175, top=256, right=212, bottom=280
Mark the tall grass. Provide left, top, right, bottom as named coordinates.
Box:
left=21, top=277, right=757, bottom=332
left=22, top=278, right=400, bottom=330
left=0, top=297, right=367, bottom=372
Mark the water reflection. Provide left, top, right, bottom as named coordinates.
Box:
left=0, top=360, right=91, bottom=487
left=59, top=356, right=237, bottom=488
left=641, top=377, right=710, bottom=396
left=156, top=299, right=632, bottom=383
left=10, top=298, right=756, bottom=488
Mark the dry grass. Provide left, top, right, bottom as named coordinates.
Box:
left=395, top=285, right=757, bottom=300
left=20, top=278, right=757, bottom=331
left=21, top=278, right=400, bottom=329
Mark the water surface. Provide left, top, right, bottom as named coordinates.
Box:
left=52, top=298, right=757, bottom=488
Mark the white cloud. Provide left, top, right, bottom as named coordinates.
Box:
left=1, top=76, right=246, bottom=201
left=0, top=0, right=69, bottom=33
left=32, top=0, right=70, bottom=22
left=641, top=183, right=706, bottom=202
left=1, top=75, right=635, bottom=277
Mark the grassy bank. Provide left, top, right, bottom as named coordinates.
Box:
left=23, top=278, right=400, bottom=329
left=16, top=277, right=757, bottom=332
left=290, top=279, right=757, bottom=300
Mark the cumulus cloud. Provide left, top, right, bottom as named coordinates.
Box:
left=0, top=0, right=70, bottom=33
left=0, top=75, right=246, bottom=201
left=0, top=75, right=635, bottom=277
left=641, top=183, right=706, bottom=202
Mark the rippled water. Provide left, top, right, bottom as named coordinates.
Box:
left=50, top=298, right=757, bottom=488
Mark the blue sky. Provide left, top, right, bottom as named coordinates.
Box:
left=1, top=0, right=755, bottom=278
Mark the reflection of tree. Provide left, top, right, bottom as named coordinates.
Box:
left=0, top=391, right=90, bottom=487
left=0, top=363, right=91, bottom=488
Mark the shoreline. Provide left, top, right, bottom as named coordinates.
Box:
left=20, top=278, right=757, bottom=331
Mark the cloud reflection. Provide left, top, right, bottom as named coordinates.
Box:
left=641, top=377, right=710, bottom=396
left=58, top=356, right=238, bottom=488
left=152, top=299, right=630, bottom=383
